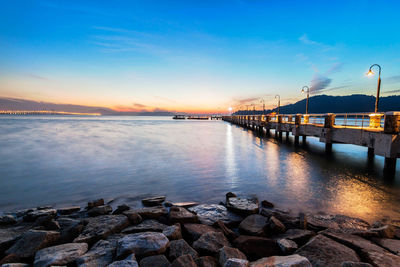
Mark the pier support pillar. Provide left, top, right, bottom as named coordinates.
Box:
left=368, top=148, right=375, bottom=158
left=325, top=143, right=332, bottom=153
left=278, top=131, right=283, bottom=140
left=286, top=132, right=289, bottom=139
left=294, top=136, right=299, bottom=145
left=384, top=158, right=397, bottom=175
left=302, top=136, right=306, bottom=142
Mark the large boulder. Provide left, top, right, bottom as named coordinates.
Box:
left=57, top=218, right=84, bottom=243
left=0, top=225, right=32, bottom=255
left=0, top=215, right=17, bottom=225
left=33, top=243, right=88, bottom=267
left=305, top=214, right=369, bottom=232
left=272, top=229, right=315, bottom=246
left=107, top=258, right=139, bottom=267
left=87, top=205, right=112, bottom=217
left=142, top=196, right=166, bottom=206
left=116, top=232, right=169, bottom=259
left=170, top=254, right=197, bottom=267
left=226, top=197, right=259, bottom=216
left=233, top=236, right=280, bottom=261
left=219, top=246, right=247, bottom=266
left=371, top=237, right=400, bottom=255
left=216, top=220, right=238, bottom=241
left=140, top=255, right=170, bottom=267
left=193, top=232, right=230, bottom=256
left=296, top=235, right=359, bottom=266
left=169, top=207, right=198, bottom=224
left=268, top=216, right=285, bottom=234
left=195, top=256, right=219, bottom=267
left=57, top=206, right=81, bottom=215
left=239, top=215, right=269, bottom=236
left=76, top=240, right=114, bottom=267
left=123, top=211, right=143, bottom=224
left=189, top=205, right=242, bottom=226
left=183, top=223, right=220, bottom=241
left=260, top=209, right=299, bottom=229
left=249, top=254, right=311, bottom=267
left=224, top=258, right=249, bottom=267
left=130, top=206, right=168, bottom=219
left=121, top=220, right=167, bottom=234
left=361, top=250, right=400, bottom=267
left=163, top=223, right=182, bottom=240
left=168, top=239, right=198, bottom=260
left=74, top=215, right=129, bottom=245
left=87, top=199, right=104, bottom=209
left=277, top=239, right=298, bottom=254
left=23, top=209, right=57, bottom=222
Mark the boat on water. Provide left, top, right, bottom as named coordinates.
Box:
left=173, top=115, right=186, bottom=119
left=187, top=116, right=209, bottom=120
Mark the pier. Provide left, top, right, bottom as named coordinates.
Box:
left=223, top=112, right=400, bottom=174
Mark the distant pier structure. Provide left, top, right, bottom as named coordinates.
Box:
left=223, top=112, right=400, bottom=174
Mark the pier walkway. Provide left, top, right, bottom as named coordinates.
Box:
left=223, top=112, right=400, bottom=174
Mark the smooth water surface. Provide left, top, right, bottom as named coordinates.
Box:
left=0, top=115, right=399, bottom=221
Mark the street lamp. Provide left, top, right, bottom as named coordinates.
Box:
left=366, top=64, right=382, bottom=113
left=260, top=99, right=265, bottom=115
left=301, top=86, right=310, bottom=114
left=228, top=107, right=233, bottom=115
left=275, top=95, right=280, bottom=115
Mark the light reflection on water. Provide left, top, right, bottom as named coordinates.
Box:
left=0, top=115, right=399, bottom=222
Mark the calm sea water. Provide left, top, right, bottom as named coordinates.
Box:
left=0, top=115, right=399, bottom=222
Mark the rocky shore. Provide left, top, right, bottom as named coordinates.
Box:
left=0, top=193, right=399, bottom=267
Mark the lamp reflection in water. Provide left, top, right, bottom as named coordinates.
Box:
left=225, top=124, right=238, bottom=186
left=285, top=153, right=311, bottom=206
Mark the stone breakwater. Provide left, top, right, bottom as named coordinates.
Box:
left=0, top=194, right=399, bottom=267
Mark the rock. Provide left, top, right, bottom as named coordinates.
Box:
left=219, top=246, right=247, bottom=266
left=370, top=225, right=395, bottom=238
left=142, top=196, right=166, bottom=206
left=87, top=199, right=104, bottom=209
left=163, top=223, right=182, bottom=240
left=233, top=236, right=281, bottom=261
left=74, top=215, right=129, bottom=245
left=5, top=230, right=60, bottom=260
left=123, top=211, right=143, bottom=224
left=296, top=235, right=360, bottom=266
left=341, top=262, right=373, bottom=267
left=170, top=255, right=197, bottom=267
left=249, top=254, right=311, bottom=267
left=261, top=200, right=274, bottom=208
left=260, top=209, right=299, bottom=229
left=305, top=214, right=369, bottom=232
left=224, top=258, right=250, bottom=267
left=371, top=237, right=400, bottom=255
left=0, top=215, right=17, bottom=225
left=57, top=206, right=81, bottom=215
left=277, top=239, right=298, bottom=254
left=362, top=250, right=400, bottom=267
left=268, top=216, right=285, bottom=234
left=107, top=258, right=139, bottom=267
left=189, top=204, right=242, bottom=226
left=112, top=204, right=130, bottom=215
left=116, top=232, right=169, bottom=259
left=217, top=220, right=238, bottom=241
left=87, top=205, right=112, bottom=217
left=164, top=201, right=173, bottom=207
left=299, top=212, right=307, bottom=229
left=122, top=220, right=167, bottom=234
left=172, top=202, right=199, bottom=208
left=169, top=239, right=198, bottom=260
left=226, top=192, right=237, bottom=203
left=0, top=225, right=33, bottom=255
left=139, top=255, right=170, bottom=267
left=226, top=197, right=259, bottom=216
left=193, top=232, right=230, bottom=256
left=23, top=209, right=57, bottom=222
left=33, top=243, right=88, bottom=267
left=1, top=264, right=30, bottom=267
left=195, top=256, right=219, bottom=267
left=239, top=215, right=269, bottom=236
left=273, top=229, right=315, bottom=246
left=130, top=206, right=168, bottom=219
left=183, top=223, right=219, bottom=241
left=37, top=206, right=52, bottom=210
left=76, top=240, right=114, bottom=267
left=57, top=218, right=83, bottom=243
left=169, top=206, right=198, bottom=224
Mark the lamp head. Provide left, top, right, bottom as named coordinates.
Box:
left=228, top=107, right=232, bottom=111
left=367, top=69, right=374, bottom=76
left=301, top=89, right=305, bottom=94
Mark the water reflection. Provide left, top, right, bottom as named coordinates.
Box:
left=225, top=124, right=238, bottom=185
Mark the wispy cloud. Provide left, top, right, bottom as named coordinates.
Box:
left=310, top=74, right=332, bottom=94
left=26, top=73, right=49, bottom=81
left=386, top=75, right=400, bottom=84
left=299, top=34, right=333, bottom=51
left=382, top=89, right=400, bottom=95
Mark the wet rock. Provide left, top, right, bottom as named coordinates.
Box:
left=23, top=209, right=57, bottom=222
left=370, top=225, right=395, bottom=238
left=130, top=206, right=168, bottom=219
left=87, top=205, right=112, bottom=217
left=341, top=262, right=373, bottom=267
left=107, top=258, right=139, bottom=267
left=170, top=254, right=197, bottom=267
left=87, top=199, right=104, bottom=209
left=269, top=216, right=285, bottom=234
left=296, top=234, right=359, bottom=266
left=305, top=214, right=369, bottom=232
left=74, top=215, right=129, bottom=245
left=0, top=225, right=33, bottom=255
left=226, top=197, right=259, bottom=216
left=140, top=255, right=170, bottom=267
left=219, top=246, right=247, bottom=266
left=57, top=218, right=83, bottom=243
left=116, top=232, right=169, bottom=259
left=362, top=250, right=400, bottom=267
left=76, top=240, right=114, bottom=267
left=162, top=223, right=182, bottom=240
left=172, top=202, right=199, bottom=208
left=233, top=236, right=280, bottom=261
left=123, top=210, right=143, bottom=224
left=0, top=215, right=17, bottom=225
left=169, top=239, right=198, bottom=260
left=224, top=258, right=249, bottom=267
left=217, top=220, right=238, bottom=241
left=260, top=209, right=299, bottom=229
left=273, top=229, right=315, bottom=246
left=5, top=230, right=60, bottom=260
left=277, top=239, right=298, bottom=254
left=261, top=200, right=274, bottom=209
left=33, top=243, right=88, bottom=267
left=169, top=206, right=198, bottom=224
left=57, top=206, right=81, bottom=215
left=239, top=215, right=269, bottom=236
left=1, top=264, right=30, bottom=267
left=142, top=196, right=166, bottom=206
left=371, top=237, right=400, bottom=255
left=189, top=204, right=242, bottom=226
left=226, top=192, right=237, bottom=203
left=122, top=220, right=167, bottom=234
left=249, top=254, right=311, bottom=267
left=193, top=232, right=230, bottom=256
left=195, top=256, right=219, bottom=267
left=164, top=201, right=173, bottom=207
left=183, top=223, right=219, bottom=241
left=112, top=204, right=130, bottom=215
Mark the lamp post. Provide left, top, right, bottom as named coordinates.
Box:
left=228, top=107, right=233, bottom=115
left=275, top=95, right=280, bottom=115
left=252, top=104, right=255, bottom=115
left=301, top=86, right=310, bottom=114
left=260, top=99, right=265, bottom=115
left=367, top=64, right=382, bottom=113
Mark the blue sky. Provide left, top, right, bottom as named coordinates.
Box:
left=1, top=0, right=399, bottom=112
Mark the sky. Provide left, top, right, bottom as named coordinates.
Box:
left=1, top=0, right=400, bottom=113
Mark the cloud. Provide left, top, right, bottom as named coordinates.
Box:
left=133, top=103, right=146, bottom=108
left=310, top=74, right=332, bottom=94
left=382, top=89, right=400, bottom=95
left=26, top=73, right=49, bottom=80
left=386, top=75, right=400, bottom=84
left=299, top=34, right=333, bottom=52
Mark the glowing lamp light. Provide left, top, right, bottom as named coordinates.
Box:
left=228, top=107, right=232, bottom=111
left=367, top=70, right=374, bottom=76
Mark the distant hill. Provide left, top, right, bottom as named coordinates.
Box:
left=234, top=94, right=400, bottom=115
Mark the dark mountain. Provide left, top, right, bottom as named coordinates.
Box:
left=234, top=94, right=400, bottom=115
